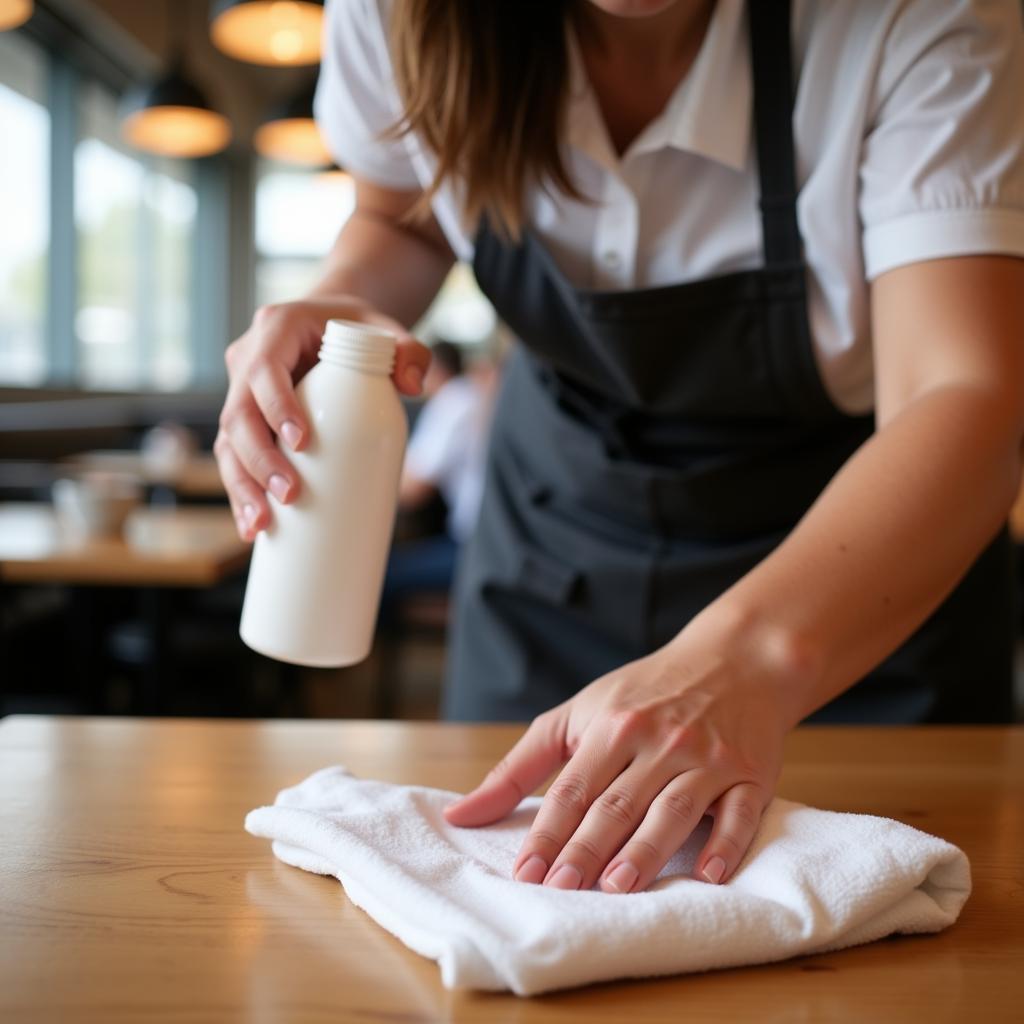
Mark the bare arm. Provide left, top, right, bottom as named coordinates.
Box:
left=305, top=180, right=455, bottom=324
left=215, top=178, right=455, bottom=539
left=445, top=254, right=1024, bottom=895
left=398, top=472, right=439, bottom=510
left=703, top=254, right=1024, bottom=725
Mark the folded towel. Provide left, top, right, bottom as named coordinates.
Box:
left=245, top=767, right=971, bottom=995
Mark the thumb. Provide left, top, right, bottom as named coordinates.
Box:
left=393, top=337, right=431, bottom=396
left=444, top=712, right=566, bottom=828
left=358, top=308, right=430, bottom=397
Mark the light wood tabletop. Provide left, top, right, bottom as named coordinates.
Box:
left=0, top=503, right=250, bottom=586
left=63, top=450, right=226, bottom=498
left=0, top=716, right=1020, bottom=1023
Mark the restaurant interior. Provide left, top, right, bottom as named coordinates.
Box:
left=2, top=0, right=1024, bottom=1018
left=0, top=0, right=503, bottom=723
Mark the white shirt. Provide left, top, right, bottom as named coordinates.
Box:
left=404, top=375, right=488, bottom=542
left=316, top=0, right=1024, bottom=413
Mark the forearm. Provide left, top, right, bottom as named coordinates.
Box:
left=398, top=471, right=437, bottom=509
left=305, top=206, right=454, bottom=328
left=697, top=386, right=1023, bottom=727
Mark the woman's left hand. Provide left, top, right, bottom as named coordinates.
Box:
left=443, top=620, right=798, bottom=893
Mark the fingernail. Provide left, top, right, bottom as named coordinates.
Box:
left=243, top=503, right=258, bottom=528
left=404, top=364, right=424, bottom=391
left=604, top=861, right=638, bottom=894
left=546, top=864, right=582, bottom=891
left=268, top=474, right=289, bottom=501
left=515, top=855, right=547, bottom=885
left=280, top=420, right=302, bottom=450
left=702, top=856, right=727, bottom=884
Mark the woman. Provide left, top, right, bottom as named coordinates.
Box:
left=216, top=0, right=1024, bottom=894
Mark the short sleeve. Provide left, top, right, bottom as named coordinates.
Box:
left=314, top=0, right=421, bottom=189
left=858, top=0, right=1024, bottom=280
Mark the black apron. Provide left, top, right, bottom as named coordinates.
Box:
left=444, top=0, right=1016, bottom=725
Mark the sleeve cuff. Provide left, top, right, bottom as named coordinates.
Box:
left=863, top=207, right=1024, bottom=280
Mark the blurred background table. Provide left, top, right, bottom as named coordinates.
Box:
left=0, top=505, right=253, bottom=715
left=63, top=449, right=225, bottom=500
left=0, top=503, right=248, bottom=586
left=1011, top=485, right=1024, bottom=544
left=0, top=716, right=1020, bottom=1023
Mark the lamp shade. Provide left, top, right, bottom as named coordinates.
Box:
left=121, top=66, right=232, bottom=159
left=0, top=0, right=33, bottom=32
left=210, top=0, right=324, bottom=66
left=253, top=83, right=331, bottom=166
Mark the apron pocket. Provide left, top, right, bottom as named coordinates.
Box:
left=515, top=548, right=581, bottom=605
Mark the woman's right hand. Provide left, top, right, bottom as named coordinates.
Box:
left=215, top=296, right=430, bottom=540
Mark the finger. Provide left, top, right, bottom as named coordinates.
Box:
left=513, top=741, right=632, bottom=890
left=249, top=359, right=309, bottom=452
left=598, top=772, right=719, bottom=894
left=443, top=712, right=566, bottom=828
left=350, top=307, right=430, bottom=396
left=221, top=398, right=300, bottom=505
left=536, top=757, right=666, bottom=892
left=213, top=435, right=269, bottom=540
left=694, top=782, right=767, bottom=886
left=393, top=338, right=431, bottom=396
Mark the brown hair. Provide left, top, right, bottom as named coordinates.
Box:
left=388, top=0, right=581, bottom=239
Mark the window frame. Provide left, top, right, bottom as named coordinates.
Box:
left=2, top=14, right=231, bottom=393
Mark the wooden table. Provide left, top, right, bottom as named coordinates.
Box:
left=1012, top=485, right=1024, bottom=543
left=0, top=506, right=252, bottom=712
left=0, top=503, right=249, bottom=586
left=64, top=450, right=225, bottom=499
left=0, top=717, right=1020, bottom=1022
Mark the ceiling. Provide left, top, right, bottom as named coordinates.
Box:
left=42, top=0, right=318, bottom=146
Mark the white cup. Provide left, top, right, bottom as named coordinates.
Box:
left=52, top=472, right=143, bottom=540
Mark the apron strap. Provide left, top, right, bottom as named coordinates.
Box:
left=748, top=0, right=803, bottom=267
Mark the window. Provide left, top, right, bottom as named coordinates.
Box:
left=255, top=160, right=356, bottom=306
left=254, top=161, right=496, bottom=347
left=0, top=30, right=207, bottom=392
left=0, top=32, right=49, bottom=385
left=76, top=82, right=197, bottom=390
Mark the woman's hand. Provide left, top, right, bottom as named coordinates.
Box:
left=444, top=617, right=800, bottom=893
left=215, top=296, right=430, bottom=540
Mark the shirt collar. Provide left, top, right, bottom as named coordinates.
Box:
left=565, top=0, right=751, bottom=173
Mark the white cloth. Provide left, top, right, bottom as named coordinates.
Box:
left=245, top=767, right=971, bottom=996
left=404, top=375, right=488, bottom=542
left=316, top=0, right=1024, bottom=414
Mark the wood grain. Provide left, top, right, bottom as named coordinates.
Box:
left=0, top=717, right=1021, bottom=1022
left=0, top=504, right=249, bottom=586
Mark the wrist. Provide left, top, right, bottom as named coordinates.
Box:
left=670, top=595, right=825, bottom=730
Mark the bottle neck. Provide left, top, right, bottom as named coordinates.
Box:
left=318, top=319, right=397, bottom=376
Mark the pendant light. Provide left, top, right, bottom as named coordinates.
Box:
left=0, top=0, right=33, bottom=32
left=121, top=0, right=231, bottom=159
left=254, top=82, right=331, bottom=166
left=210, top=0, right=323, bottom=66
left=122, top=69, right=232, bottom=158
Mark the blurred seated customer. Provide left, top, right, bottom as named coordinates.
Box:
left=383, top=340, right=495, bottom=604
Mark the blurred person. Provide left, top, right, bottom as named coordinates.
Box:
left=383, top=340, right=495, bottom=601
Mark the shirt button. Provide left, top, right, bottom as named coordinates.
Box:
left=601, top=250, right=620, bottom=269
